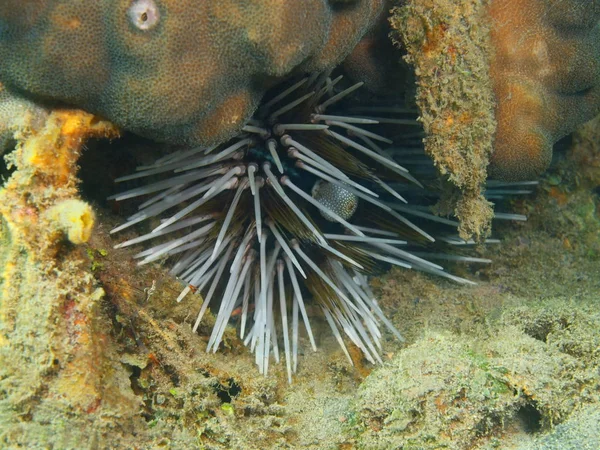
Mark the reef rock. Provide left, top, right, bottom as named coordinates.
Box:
left=0, top=100, right=141, bottom=446
left=391, top=0, right=497, bottom=240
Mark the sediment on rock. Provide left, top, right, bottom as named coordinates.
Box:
left=390, top=0, right=496, bottom=241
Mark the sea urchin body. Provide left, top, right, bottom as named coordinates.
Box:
left=111, top=74, right=481, bottom=382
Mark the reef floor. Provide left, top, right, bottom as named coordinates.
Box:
left=1, top=116, right=599, bottom=449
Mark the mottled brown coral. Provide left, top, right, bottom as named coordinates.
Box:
left=488, top=0, right=600, bottom=181
left=0, top=0, right=384, bottom=148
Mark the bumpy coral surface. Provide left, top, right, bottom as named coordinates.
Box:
left=488, top=0, right=600, bottom=181
left=0, top=0, right=384, bottom=147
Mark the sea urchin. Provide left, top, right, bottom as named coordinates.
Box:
left=110, top=74, right=487, bottom=383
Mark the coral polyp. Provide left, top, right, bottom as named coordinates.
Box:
left=111, top=75, right=487, bottom=381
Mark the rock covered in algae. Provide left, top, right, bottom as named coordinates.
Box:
left=353, top=299, right=600, bottom=449
left=0, top=0, right=385, bottom=148
left=390, top=0, right=496, bottom=241
left=0, top=100, right=143, bottom=446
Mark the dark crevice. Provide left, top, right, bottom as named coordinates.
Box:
left=128, top=364, right=143, bottom=395
left=213, top=378, right=242, bottom=403
left=0, top=138, right=18, bottom=182
left=517, top=403, right=543, bottom=434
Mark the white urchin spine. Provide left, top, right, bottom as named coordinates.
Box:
left=111, top=73, right=513, bottom=382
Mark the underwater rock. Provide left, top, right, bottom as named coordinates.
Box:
left=354, top=300, right=600, bottom=449
left=0, top=108, right=142, bottom=445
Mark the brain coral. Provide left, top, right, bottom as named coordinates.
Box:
left=0, top=0, right=384, bottom=147
left=488, top=0, right=600, bottom=181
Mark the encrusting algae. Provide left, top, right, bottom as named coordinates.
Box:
left=391, top=0, right=497, bottom=241
left=0, top=100, right=142, bottom=445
